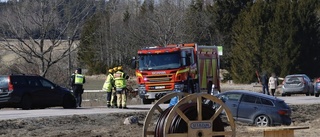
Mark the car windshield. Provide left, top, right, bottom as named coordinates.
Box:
left=138, top=52, right=181, bottom=70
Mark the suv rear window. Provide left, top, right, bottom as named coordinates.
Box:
left=10, top=76, right=28, bottom=86
left=285, top=76, right=303, bottom=84
left=260, top=98, right=274, bottom=106
left=276, top=100, right=290, bottom=109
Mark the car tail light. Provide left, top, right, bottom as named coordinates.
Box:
left=8, top=76, right=13, bottom=91
left=303, top=79, right=306, bottom=84
left=278, top=109, right=288, bottom=115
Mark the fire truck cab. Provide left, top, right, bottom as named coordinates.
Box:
left=131, top=43, right=220, bottom=104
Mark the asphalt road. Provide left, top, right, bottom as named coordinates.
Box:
left=278, top=95, right=320, bottom=105
left=0, top=96, right=319, bottom=120
left=0, top=104, right=169, bottom=120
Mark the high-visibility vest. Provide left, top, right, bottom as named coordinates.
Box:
left=113, top=71, right=126, bottom=89
left=74, top=74, right=84, bottom=84
left=102, top=73, right=114, bottom=92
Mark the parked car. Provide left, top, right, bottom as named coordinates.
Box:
left=0, top=74, right=76, bottom=110
left=281, top=74, right=314, bottom=96
left=213, top=90, right=292, bottom=126
left=314, top=77, right=320, bottom=97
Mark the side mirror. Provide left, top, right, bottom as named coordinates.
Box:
left=130, top=57, right=137, bottom=69
left=219, top=96, right=226, bottom=103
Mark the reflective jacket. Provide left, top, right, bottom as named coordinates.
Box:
left=74, top=74, right=85, bottom=84
left=102, top=73, right=114, bottom=92
left=113, top=71, right=126, bottom=89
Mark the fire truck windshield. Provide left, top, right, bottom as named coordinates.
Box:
left=138, top=52, right=181, bottom=70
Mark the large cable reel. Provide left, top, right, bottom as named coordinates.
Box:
left=143, top=92, right=190, bottom=136
left=143, top=92, right=236, bottom=137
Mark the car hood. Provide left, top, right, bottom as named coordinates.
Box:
left=56, top=86, right=72, bottom=93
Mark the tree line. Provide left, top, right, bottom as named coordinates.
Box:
left=0, top=0, right=320, bottom=84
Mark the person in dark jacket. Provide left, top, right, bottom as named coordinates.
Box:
left=261, top=73, right=270, bottom=95
left=70, top=68, right=86, bottom=107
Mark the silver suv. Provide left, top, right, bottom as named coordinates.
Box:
left=281, top=74, right=314, bottom=96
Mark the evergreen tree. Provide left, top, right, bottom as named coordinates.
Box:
left=78, top=13, right=106, bottom=75
left=231, top=0, right=267, bottom=83
left=263, top=0, right=299, bottom=77
left=184, top=0, right=211, bottom=44
left=211, top=0, right=254, bottom=70
left=230, top=0, right=320, bottom=82
left=294, top=0, right=320, bottom=77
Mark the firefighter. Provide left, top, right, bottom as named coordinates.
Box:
left=113, top=66, right=129, bottom=109
left=110, top=67, right=118, bottom=108
left=102, top=68, right=114, bottom=108
left=70, top=68, right=85, bottom=107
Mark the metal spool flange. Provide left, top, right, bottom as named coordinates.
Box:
left=163, top=93, right=236, bottom=137
left=142, top=92, right=190, bottom=137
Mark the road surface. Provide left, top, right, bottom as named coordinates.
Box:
left=0, top=96, right=318, bottom=120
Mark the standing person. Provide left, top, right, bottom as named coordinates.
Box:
left=102, top=68, right=114, bottom=108
left=71, top=68, right=86, bottom=107
left=110, top=67, right=118, bottom=108
left=69, top=70, right=77, bottom=90
left=113, top=66, right=129, bottom=109
left=261, top=72, right=270, bottom=95
left=268, top=73, right=278, bottom=96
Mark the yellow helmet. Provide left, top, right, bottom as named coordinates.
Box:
left=108, top=69, right=113, bottom=73
left=117, top=66, right=123, bottom=70
left=113, top=67, right=118, bottom=71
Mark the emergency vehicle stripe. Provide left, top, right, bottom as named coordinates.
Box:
left=176, top=68, right=189, bottom=74
left=212, top=59, right=217, bottom=84
left=200, top=60, right=206, bottom=90
left=200, top=59, right=217, bottom=91
left=136, top=72, right=142, bottom=77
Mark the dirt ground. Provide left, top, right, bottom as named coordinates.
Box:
left=0, top=84, right=319, bottom=137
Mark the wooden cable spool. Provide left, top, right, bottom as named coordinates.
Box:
left=143, top=92, right=236, bottom=137
left=143, top=92, right=189, bottom=137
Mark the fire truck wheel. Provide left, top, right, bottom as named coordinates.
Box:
left=142, top=98, right=153, bottom=104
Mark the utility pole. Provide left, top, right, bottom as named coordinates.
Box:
left=68, top=37, right=71, bottom=77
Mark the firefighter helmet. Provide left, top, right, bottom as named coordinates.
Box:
left=108, top=69, right=113, bottom=73
left=113, top=67, right=118, bottom=71
left=117, top=66, right=123, bottom=70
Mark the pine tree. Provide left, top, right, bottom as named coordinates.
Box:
left=294, top=0, right=320, bottom=77
left=230, top=0, right=267, bottom=83
left=211, top=0, right=254, bottom=70
left=78, top=13, right=106, bottom=75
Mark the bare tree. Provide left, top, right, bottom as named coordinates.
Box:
left=0, top=0, right=95, bottom=77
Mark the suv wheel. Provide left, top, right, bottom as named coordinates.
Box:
left=306, top=92, right=310, bottom=96
left=315, top=93, right=319, bottom=97
left=254, top=115, right=270, bottom=127
left=21, top=95, right=32, bottom=110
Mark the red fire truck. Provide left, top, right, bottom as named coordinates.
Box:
left=131, top=43, right=220, bottom=104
